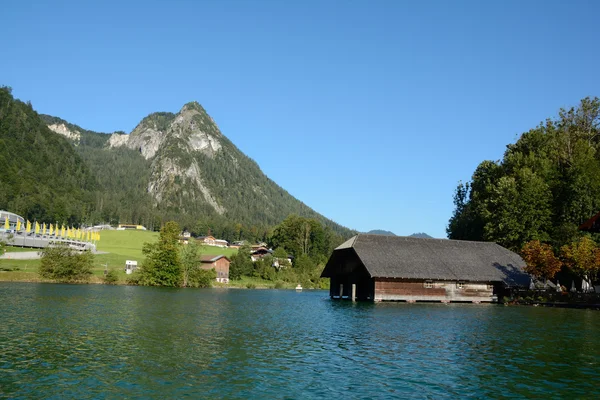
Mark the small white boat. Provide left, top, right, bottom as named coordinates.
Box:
left=295, top=284, right=302, bottom=291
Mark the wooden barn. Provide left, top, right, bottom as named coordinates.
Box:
left=200, top=255, right=231, bottom=283
left=321, top=235, right=530, bottom=303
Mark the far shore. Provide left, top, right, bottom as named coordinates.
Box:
left=0, top=273, right=313, bottom=290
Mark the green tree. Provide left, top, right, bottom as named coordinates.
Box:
left=561, top=236, right=600, bottom=282
left=39, top=244, right=94, bottom=282
left=229, top=245, right=253, bottom=280
left=181, top=240, right=201, bottom=287
left=139, top=221, right=182, bottom=287
left=448, top=97, right=600, bottom=252
left=187, top=268, right=216, bottom=288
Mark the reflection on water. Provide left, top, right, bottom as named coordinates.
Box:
left=1, top=283, right=599, bottom=398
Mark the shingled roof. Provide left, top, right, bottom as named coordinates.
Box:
left=322, top=235, right=529, bottom=287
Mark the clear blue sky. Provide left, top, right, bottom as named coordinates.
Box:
left=2, top=0, right=599, bottom=238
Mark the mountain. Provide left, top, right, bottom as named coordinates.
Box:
left=367, top=229, right=396, bottom=236
left=0, top=87, right=96, bottom=223
left=366, top=230, right=433, bottom=238
left=409, top=232, right=433, bottom=239
left=24, top=96, right=354, bottom=240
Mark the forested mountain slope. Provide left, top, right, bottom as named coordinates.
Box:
left=1, top=87, right=354, bottom=240
left=448, top=97, right=600, bottom=251
left=0, top=87, right=96, bottom=224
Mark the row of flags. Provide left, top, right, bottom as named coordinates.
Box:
left=3, top=217, right=101, bottom=242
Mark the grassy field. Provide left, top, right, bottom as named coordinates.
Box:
left=0, top=230, right=238, bottom=283
left=4, top=246, right=38, bottom=253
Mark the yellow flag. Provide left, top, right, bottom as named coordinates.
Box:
left=26, top=220, right=31, bottom=233
left=61, top=225, right=66, bottom=237
left=49, top=224, right=53, bottom=235
left=87, top=231, right=91, bottom=241
left=35, top=221, right=40, bottom=234
left=16, top=220, right=21, bottom=231
left=42, top=223, right=47, bottom=235
left=4, top=216, right=9, bottom=230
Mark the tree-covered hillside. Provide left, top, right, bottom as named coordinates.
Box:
left=1, top=87, right=355, bottom=242
left=448, top=97, right=600, bottom=251
left=0, top=87, right=96, bottom=224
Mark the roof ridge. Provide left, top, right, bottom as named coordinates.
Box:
left=358, top=233, right=499, bottom=245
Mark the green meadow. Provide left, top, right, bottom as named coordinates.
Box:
left=0, top=230, right=238, bottom=283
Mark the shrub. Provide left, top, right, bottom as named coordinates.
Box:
left=39, top=245, right=94, bottom=283
left=188, top=268, right=216, bottom=288
left=274, top=281, right=285, bottom=289
left=104, top=269, right=119, bottom=284
left=246, top=283, right=256, bottom=289
left=126, top=273, right=141, bottom=285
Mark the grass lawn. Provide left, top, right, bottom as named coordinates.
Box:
left=4, top=246, right=39, bottom=253
left=0, top=230, right=239, bottom=284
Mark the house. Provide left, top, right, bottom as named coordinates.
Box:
left=200, top=255, right=230, bottom=283
left=179, top=232, right=192, bottom=245
left=250, top=247, right=272, bottom=262
left=273, top=256, right=293, bottom=270
left=117, top=224, right=147, bottom=230
left=229, top=240, right=246, bottom=249
left=197, top=236, right=229, bottom=248
left=321, top=234, right=530, bottom=303
left=578, top=212, right=600, bottom=232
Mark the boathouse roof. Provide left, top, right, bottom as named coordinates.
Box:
left=321, top=235, right=529, bottom=287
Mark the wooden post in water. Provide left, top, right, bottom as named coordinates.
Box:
left=351, top=284, right=356, bottom=302
left=339, top=284, right=344, bottom=299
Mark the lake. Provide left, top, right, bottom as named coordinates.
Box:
left=1, top=283, right=599, bottom=399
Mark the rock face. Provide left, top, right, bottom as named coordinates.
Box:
left=109, top=102, right=227, bottom=214
left=108, top=132, right=129, bottom=148
left=48, top=123, right=81, bottom=143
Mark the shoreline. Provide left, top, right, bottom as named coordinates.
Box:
left=0, top=275, right=312, bottom=290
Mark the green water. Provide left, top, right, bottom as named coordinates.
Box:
left=1, top=283, right=599, bottom=399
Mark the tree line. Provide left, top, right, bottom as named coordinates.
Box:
left=447, top=97, right=600, bottom=283
left=228, top=214, right=345, bottom=288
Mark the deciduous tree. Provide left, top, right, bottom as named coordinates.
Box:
left=561, top=236, right=600, bottom=282
left=139, top=221, right=182, bottom=287
left=521, top=240, right=562, bottom=280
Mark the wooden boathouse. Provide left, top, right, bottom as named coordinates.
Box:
left=321, top=235, right=530, bottom=303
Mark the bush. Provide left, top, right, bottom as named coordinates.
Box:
left=104, top=269, right=119, bottom=284
left=274, top=281, right=285, bottom=289
left=188, top=268, right=216, bottom=288
left=246, top=283, right=256, bottom=289
left=126, top=273, right=141, bottom=285
left=39, top=245, right=94, bottom=283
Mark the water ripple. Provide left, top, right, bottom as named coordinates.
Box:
left=1, top=283, right=600, bottom=399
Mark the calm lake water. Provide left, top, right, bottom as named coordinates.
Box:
left=1, top=283, right=599, bottom=399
